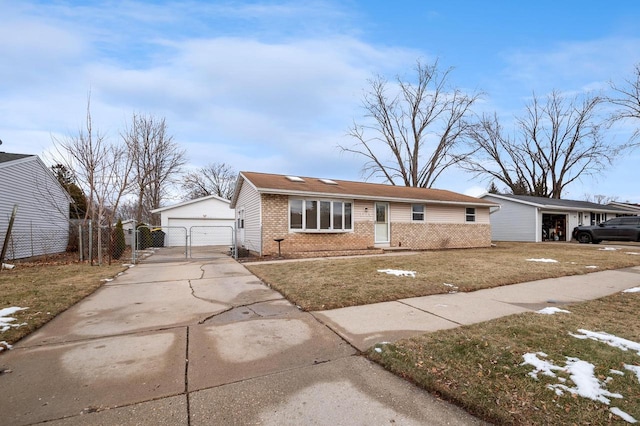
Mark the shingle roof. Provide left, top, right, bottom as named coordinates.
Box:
left=235, top=171, right=497, bottom=206
left=484, top=193, right=628, bottom=213
left=0, top=152, right=34, bottom=164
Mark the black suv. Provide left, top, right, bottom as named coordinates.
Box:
left=572, top=216, right=640, bottom=244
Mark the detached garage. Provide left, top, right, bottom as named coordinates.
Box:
left=151, top=195, right=235, bottom=247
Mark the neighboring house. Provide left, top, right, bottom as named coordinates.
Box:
left=479, top=193, right=636, bottom=242
left=608, top=201, right=640, bottom=215
left=230, top=171, right=498, bottom=257
left=0, top=152, right=71, bottom=259
left=151, top=195, right=235, bottom=247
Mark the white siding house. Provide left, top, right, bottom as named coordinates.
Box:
left=0, top=153, right=71, bottom=259
left=480, top=193, right=633, bottom=242
left=151, top=195, right=235, bottom=247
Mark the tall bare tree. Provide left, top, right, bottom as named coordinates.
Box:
left=122, top=113, right=187, bottom=225
left=462, top=91, right=608, bottom=199
left=608, top=63, right=640, bottom=146
left=181, top=162, right=237, bottom=200
left=340, top=59, right=481, bottom=187
left=51, top=97, right=132, bottom=226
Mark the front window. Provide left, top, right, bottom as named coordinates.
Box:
left=290, top=200, right=302, bottom=229
left=412, top=204, right=425, bottom=221
left=289, top=198, right=353, bottom=231
left=465, top=207, right=476, bottom=222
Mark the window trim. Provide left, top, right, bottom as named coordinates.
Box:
left=411, top=204, right=425, bottom=222
left=465, top=207, right=476, bottom=222
left=289, top=198, right=354, bottom=233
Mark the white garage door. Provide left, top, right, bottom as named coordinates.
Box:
left=167, top=218, right=234, bottom=247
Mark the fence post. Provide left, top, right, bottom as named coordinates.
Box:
left=78, top=224, right=83, bottom=262
left=0, top=205, right=18, bottom=269
left=132, top=228, right=137, bottom=265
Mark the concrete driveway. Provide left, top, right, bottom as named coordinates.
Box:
left=0, top=251, right=485, bottom=425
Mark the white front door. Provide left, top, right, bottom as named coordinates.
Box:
left=375, top=202, right=389, bottom=244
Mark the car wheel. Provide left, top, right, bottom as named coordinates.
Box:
left=577, top=232, right=593, bottom=244
left=592, top=240, right=602, bottom=244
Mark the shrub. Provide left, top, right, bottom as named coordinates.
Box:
left=112, top=219, right=126, bottom=260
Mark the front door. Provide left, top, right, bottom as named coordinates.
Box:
left=375, top=202, right=389, bottom=244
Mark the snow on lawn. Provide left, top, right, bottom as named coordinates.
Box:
left=526, top=258, right=558, bottom=263
left=0, top=306, right=28, bottom=333
left=623, top=287, right=640, bottom=293
left=599, top=247, right=619, bottom=251
left=585, top=265, right=599, bottom=269
left=536, top=307, right=571, bottom=315
left=377, top=269, right=416, bottom=278
left=626, top=252, right=640, bottom=256
left=569, top=329, right=640, bottom=356
left=523, top=329, right=640, bottom=423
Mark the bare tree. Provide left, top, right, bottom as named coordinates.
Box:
left=181, top=162, right=237, bottom=200
left=122, top=113, right=187, bottom=225
left=584, top=193, right=619, bottom=204
left=340, top=59, right=481, bottom=187
left=51, top=97, right=132, bottom=225
left=462, top=91, right=608, bottom=199
left=608, top=63, right=640, bottom=146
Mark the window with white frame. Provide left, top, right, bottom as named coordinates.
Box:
left=465, top=207, right=476, bottom=222
left=289, top=198, right=353, bottom=231
left=412, top=204, right=425, bottom=221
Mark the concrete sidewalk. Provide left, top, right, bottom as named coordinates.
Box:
left=0, top=253, right=486, bottom=426
left=313, top=266, right=640, bottom=351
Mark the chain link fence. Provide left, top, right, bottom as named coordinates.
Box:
left=0, top=225, right=69, bottom=261
left=1, top=221, right=132, bottom=266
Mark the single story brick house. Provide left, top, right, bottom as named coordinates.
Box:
left=479, top=193, right=637, bottom=242
left=230, top=171, right=498, bottom=257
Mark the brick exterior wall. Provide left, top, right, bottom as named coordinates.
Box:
left=392, top=222, right=492, bottom=249
left=260, top=194, right=492, bottom=255
left=261, top=194, right=372, bottom=255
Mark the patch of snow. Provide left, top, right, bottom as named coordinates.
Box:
left=610, top=369, right=625, bottom=376
left=536, top=307, right=571, bottom=315
left=625, top=252, right=640, bottom=256
left=599, top=247, right=618, bottom=251
left=585, top=265, right=598, bottom=269
left=610, top=407, right=638, bottom=424
left=625, top=364, right=640, bottom=384
left=521, top=352, right=564, bottom=379
left=1, top=263, right=15, bottom=270
left=443, top=282, right=458, bottom=293
left=374, top=347, right=382, bottom=353
left=378, top=269, right=416, bottom=278
left=0, top=341, right=12, bottom=351
left=570, top=329, right=640, bottom=356
left=100, top=278, right=114, bottom=282
left=523, top=353, right=624, bottom=405
left=0, top=307, right=28, bottom=333
left=526, top=258, right=558, bottom=263
left=623, top=287, right=640, bottom=293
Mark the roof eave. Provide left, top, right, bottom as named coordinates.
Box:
left=255, top=188, right=498, bottom=207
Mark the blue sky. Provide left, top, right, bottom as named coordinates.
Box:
left=2, top=0, right=639, bottom=202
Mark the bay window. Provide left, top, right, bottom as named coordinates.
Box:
left=289, top=198, right=353, bottom=231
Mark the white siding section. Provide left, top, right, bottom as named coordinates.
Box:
left=0, top=156, right=70, bottom=259
left=235, top=180, right=262, bottom=254
left=390, top=202, right=411, bottom=222
left=354, top=200, right=374, bottom=222
left=483, top=195, right=538, bottom=242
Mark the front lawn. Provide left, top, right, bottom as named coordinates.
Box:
left=368, top=289, right=640, bottom=425
left=245, top=242, right=640, bottom=311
